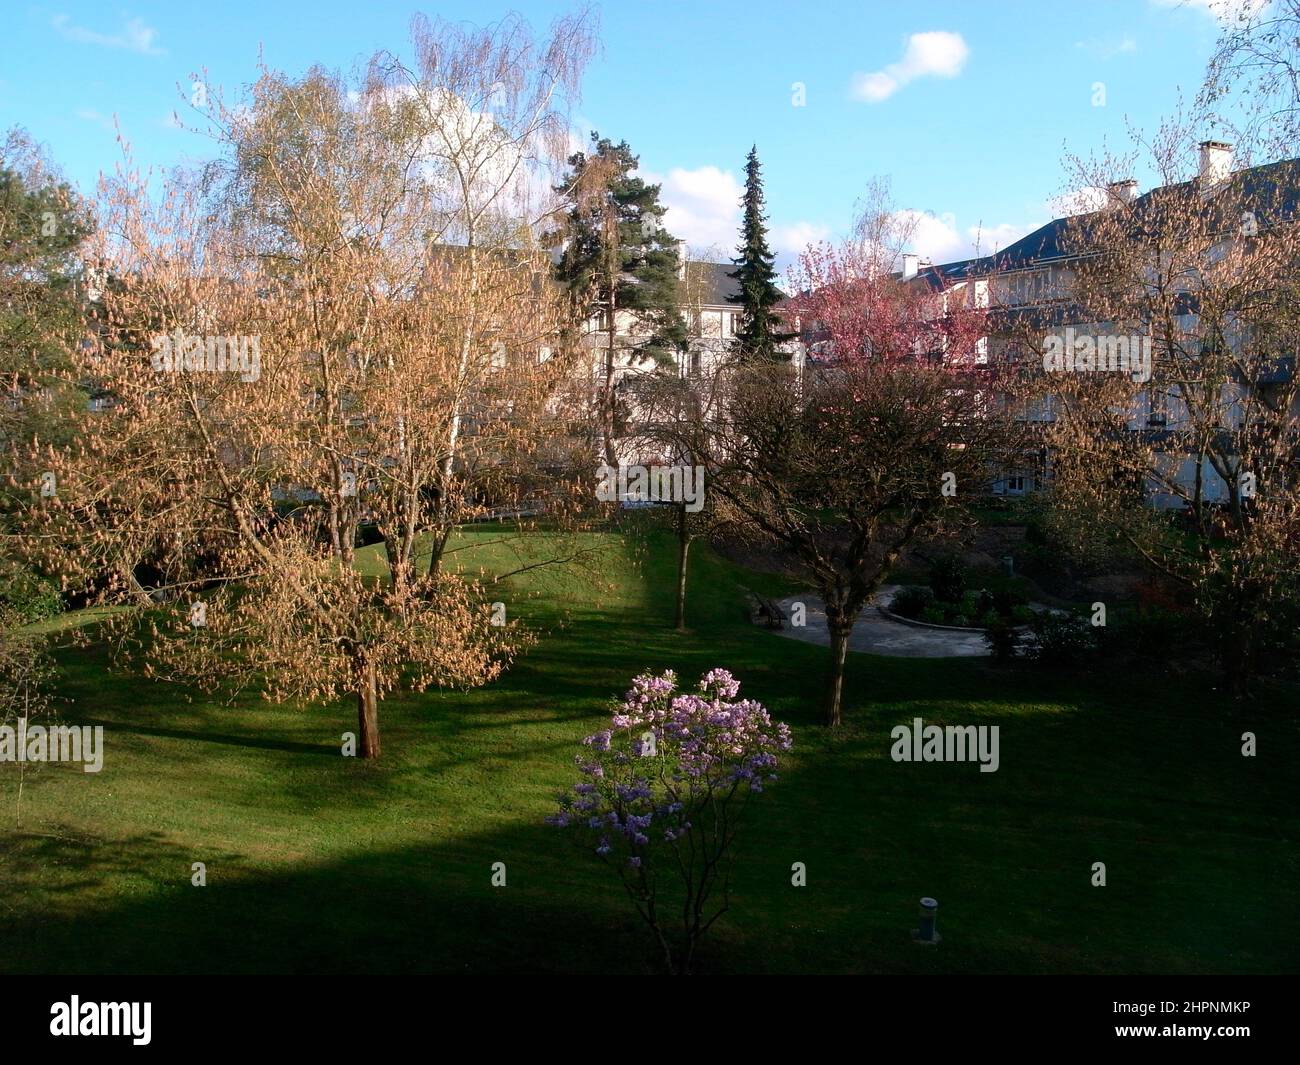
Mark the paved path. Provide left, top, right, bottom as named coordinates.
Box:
left=763, top=585, right=991, bottom=658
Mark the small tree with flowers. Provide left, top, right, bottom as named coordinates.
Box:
left=550, top=668, right=792, bottom=974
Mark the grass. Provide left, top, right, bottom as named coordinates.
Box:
left=1, top=520, right=1296, bottom=974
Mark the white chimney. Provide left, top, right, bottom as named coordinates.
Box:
left=1107, top=179, right=1138, bottom=206
left=1198, top=140, right=1233, bottom=189
left=902, top=253, right=919, bottom=280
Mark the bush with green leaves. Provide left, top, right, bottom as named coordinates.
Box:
left=0, top=561, right=62, bottom=625
left=888, top=585, right=934, bottom=619
left=929, top=552, right=967, bottom=604
left=983, top=615, right=1022, bottom=662
left=1024, top=610, right=1100, bottom=666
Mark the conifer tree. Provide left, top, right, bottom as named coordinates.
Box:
left=553, top=133, right=687, bottom=464
left=728, top=146, right=794, bottom=361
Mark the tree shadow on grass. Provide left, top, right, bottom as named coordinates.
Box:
left=3, top=684, right=1297, bottom=977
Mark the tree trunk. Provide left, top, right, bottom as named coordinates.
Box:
left=1221, top=598, right=1256, bottom=700
left=356, top=659, right=380, bottom=759
left=601, top=240, right=619, bottom=469
left=430, top=239, right=477, bottom=576
left=1192, top=449, right=1205, bottom=534
left=602, top=302, right=618, bottom=468
left=675, top=505, right=691, bottom=631
left=427, top=520, right=453, bottom=577
left=825, top=616, right=850, bottom=727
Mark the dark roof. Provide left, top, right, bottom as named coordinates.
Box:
left=686, top=261, right=743, bottom=306
left=914, top=156, right=1300, bottom=283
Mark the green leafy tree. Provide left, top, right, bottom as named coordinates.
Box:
left=553, top=133, right=687, bottom=464
left=1, top=129, right=93, bottom=623
left=0, top=128, right=94, bottom=449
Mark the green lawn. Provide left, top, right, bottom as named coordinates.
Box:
left=2, top=522, right=1296, bottom=974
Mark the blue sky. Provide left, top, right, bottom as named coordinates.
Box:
left=0, top=1, right=1247, bottom=266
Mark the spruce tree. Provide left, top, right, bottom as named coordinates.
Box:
left=728, top=146, right=795, bottom=361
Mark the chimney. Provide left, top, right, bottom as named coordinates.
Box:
left=1107, top=179, right=1138, bottom=206
left=1198, top=140, right=1233, bottom=189
left=902, top=253, right=920, bottom=280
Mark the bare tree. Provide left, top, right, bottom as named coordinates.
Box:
left=1039, top=128, right=1300, bottom=695
left=1199, top=0, right=1300, bottom=162
left=370, top=10, right=599, bottom=569
left=16, top=19, right=601, bottom=759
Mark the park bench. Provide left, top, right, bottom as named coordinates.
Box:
left=744, top=589, right=787, bottom=629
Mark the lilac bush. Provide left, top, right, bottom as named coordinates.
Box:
left=549, top=668, right=792, bottom=974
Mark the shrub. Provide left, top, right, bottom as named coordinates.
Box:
left=1025, top=611, right=1100, bottom=666
left=1099, top=606, right=1206, bottom=662
left=0, top=562, right=63, bottom=625
left=929, top=552, right=967, bottom=604
left=888, top=585, right=933, bottom=619
left=920, top=604, right=947, bottom=625
left=549, top=669, right=792, bottom=975
left=983, top=615, right=1021, bottom=662
left=992, top=587, right=1027, bottom=616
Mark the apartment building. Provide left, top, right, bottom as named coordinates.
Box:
left=903, top=141, right=1300, bottom=507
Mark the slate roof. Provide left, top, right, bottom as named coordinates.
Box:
left=686, top=260, right=744, bottom=306
left=914, top=156, right=1300, bottom=285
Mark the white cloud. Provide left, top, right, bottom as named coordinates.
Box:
left=1076, top=35, right=1138, bottom=59
left=892, top=209, right=1038, bottom=265
left=52, top=14, right=165, bottom=55
left=850, top=31, right=969, bottom=103
left=643, top=165, right=828, bottom=268
left=75, top=108, right=117, bottom=134
left=771, top=221, right=832, bottom=256
left=651, top=165, right=743, bottom=252
left=1044, top=187, right=1111, bottom=217
left=971, top=221, right=1038, bottom=254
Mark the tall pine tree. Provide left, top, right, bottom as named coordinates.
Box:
left=553, top=133, right=687, bottom=465
left=728, top=147, right=794, bottom=361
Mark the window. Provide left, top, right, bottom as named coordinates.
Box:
left=1006, top=475, right=1026, bottom=494
left=1147, top=388, right=1168, bottom=425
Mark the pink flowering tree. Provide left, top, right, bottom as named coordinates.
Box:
left=550, top=668, right=792, bottom=974
left=710, top=226, right=1026, bottom=726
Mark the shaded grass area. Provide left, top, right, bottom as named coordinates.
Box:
left=1, top=522, right=1296, bottom=973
